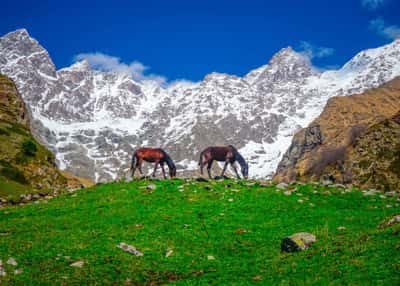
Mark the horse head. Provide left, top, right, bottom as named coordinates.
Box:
left=169, top=165, right=177, bottom=178
left=241, top=162, right=249, bottom=179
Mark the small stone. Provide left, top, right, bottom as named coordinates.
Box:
left=281, top=232, right=316, bottom=252
left=146, top=184, right=156, bottom=191
left=297, top=199, right=304, bottom=203
left=6, top=257, right=17, bottom=266
left=276, top=182, right=288, bottom=190
left=207, top=255, right=215, bottom=260
left=135, top=224, right=144, bottom=228
left=321, top=179, right=333, bottom=186
left=228, top=198, right=234, bottom=202
left=70, top=261, right=84, bottom=268
left=386, top=204, right=393, bottom=208
left=333, top=184, right=346, bottom=189
left=165, top=247, right=173, bottom=257
left=385, top=191, right=396, bottom=197
left=252, top=275, right=263, bottom=282
left=117, top=242, right=144, bottom=256
left=379, top=214, right=400, bottom=228
left=379, top=195, right=386, bottom=199
left=14, top=269, right=23, bottom=275
left=283, top=191, right=292, bottom=196
left=0, top=267, right=6, bottom=277
left=235, top=228, right=249, bottom=234
left=363, top=189, right=379, bottom=196
left=337, top=226, right=346, bottom=231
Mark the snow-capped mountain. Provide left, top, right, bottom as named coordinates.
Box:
left=1, top=29, right=400, bottom=182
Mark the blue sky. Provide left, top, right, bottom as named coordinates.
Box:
left=2, top=0, right=400, bottom=82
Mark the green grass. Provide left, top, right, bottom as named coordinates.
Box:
left=0, top=179, right=399, bottom=285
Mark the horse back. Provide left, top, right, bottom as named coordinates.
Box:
left=135, top=147, right=165, bottom=162
left=203, top=146, right=234, bottom=162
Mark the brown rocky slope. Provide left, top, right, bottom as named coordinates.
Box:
left=274, top=77, right=400, bottom=191
left=0, top=74, right=86, bottom=202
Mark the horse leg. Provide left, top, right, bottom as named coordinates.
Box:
left=137, top=159, right=143, bottom=175
left=207, top=160, right=213, bottom=179
left=131, top=165, right=136, bottom=178
left=152, top=161, right=159, bottom=178
left=161, top=162, right=166, bottom=179
left=221, top=161, right=229, bottom=177
left=231, top=163, right=241, bottom=179
left=200, top=156, right=205, bottom=175
left=200, top=161, right=204, bottom=175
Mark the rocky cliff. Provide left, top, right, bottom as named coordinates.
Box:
left=0, top=74, right=80, bottom=200
left=274, top=77, right=400, bottom=191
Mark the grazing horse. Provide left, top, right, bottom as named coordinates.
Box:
left=131, top=148, right=176, bottom=179
left=199, top=145, right=249, bottom=179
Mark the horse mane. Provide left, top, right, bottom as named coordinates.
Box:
left=163, top=151, right=176, bottom=171
left=229, top=145, right=247, bottom=169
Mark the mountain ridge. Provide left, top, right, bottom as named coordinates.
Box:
left=1, top=28, right=400, bottom=182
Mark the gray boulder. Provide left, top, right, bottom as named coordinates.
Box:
left=281, top=232, right=316, bottom=252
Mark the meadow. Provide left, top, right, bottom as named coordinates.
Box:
left=0, top=179, right=399, bottom=285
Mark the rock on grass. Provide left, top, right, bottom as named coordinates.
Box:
left=6, top=257, right=17, bottom=266
left=378, top=214, right=400, bottom=229
left=281, top=232, right=316, bottom=252
left=70, top=261, right=84, bottom=268
left=276, top=182, right=288, bottom=190
left=117, top=242, right=144, bottom=256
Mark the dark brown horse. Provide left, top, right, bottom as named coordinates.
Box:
left=131, top=148, right=176, bottom=179
left=199, top=145, right=249, bottom=179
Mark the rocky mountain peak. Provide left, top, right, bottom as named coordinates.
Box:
left=62, top=60, right=91, bottom=72
left=269, top=46, right=309, bottom=66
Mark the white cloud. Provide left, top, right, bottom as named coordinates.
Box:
left=361, top=0, right=387, bottom=10
left=370, top=18, right=400, bottom=40
left=298, top=41, right=335, bottom=60
left=74, top=52, right=167, bottom=85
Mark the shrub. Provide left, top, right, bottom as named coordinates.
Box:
left=0, top=128, right=10, bottom=136
left=22, top=140, right=37, bottom=157
left=0, top=164, right=28, bottom=185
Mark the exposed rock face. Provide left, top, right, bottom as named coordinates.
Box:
left=0, top=74, right=69, bottom=193
left=346, top=111, right=400, bottom=191
left=1, top=29, right=400, bottom=182
left=274, top=77, right=400, bottom=191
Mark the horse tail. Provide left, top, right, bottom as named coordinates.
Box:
left=198, top=150, right=205, bottom=166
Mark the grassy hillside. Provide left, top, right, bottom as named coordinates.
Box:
left=0, top=179, right=399, bottom=285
